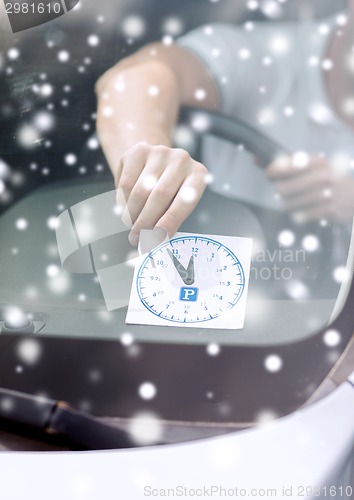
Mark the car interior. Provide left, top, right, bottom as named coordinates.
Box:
left=0, top=0, right=353, bottom=451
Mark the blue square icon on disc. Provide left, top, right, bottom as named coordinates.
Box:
left=179, top=287, right=199, bottom=302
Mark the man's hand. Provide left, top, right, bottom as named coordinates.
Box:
left=116, top=142, right=208, bottom=245
left=266, top=155, right=354, bottom=225
left=95, top=42, right=218, bottom=246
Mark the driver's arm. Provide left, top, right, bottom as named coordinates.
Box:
left=95, top=43, right=219, bottom=245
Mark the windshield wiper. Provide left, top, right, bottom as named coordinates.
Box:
left=0, top=387, right=145, bottom=450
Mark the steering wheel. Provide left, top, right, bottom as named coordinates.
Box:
left=179, top=106, right=287, bottom=167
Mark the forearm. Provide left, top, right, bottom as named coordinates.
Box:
left=96, top=60, right=180, bottom=177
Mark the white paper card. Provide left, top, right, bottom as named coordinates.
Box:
left=126, top=232, right=253, bottom=330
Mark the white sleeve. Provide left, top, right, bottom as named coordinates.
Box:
left=177, top=23, right=279, bottom=117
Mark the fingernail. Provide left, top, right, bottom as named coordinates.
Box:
left=129, top=232, right=139, bottom=246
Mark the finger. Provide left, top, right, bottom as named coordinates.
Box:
left=123, top=153, right=167, bottom=225
left=267, top=155, right=324, bottom=180
left=128, top=165, right=186, bottom=245
left=276, top=165, right=332, bottom=198
left=155, top=172, right=207, bottom=238
left=283, top=188, right=332, bottom=211
left=266, top=156, right=292, bottom=179
left=291, top=203, right=330, bottom=224
left=117, top=144, right=149, bottom=201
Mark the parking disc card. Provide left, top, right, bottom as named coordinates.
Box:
left=126, top=232, right=253, bottom=330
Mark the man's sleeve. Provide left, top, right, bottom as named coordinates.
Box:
left=177, top=23, right=271, bottom=115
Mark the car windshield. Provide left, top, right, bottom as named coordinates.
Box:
left=0, top=1, right=353, bottom=347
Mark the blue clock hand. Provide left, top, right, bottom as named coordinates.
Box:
left=186, top=255, right=195, bottom=285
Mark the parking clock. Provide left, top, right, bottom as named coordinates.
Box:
left=126, top=233, right=252, bottom=330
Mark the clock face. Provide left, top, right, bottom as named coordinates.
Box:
left=136, top=235, right=245, bottom=324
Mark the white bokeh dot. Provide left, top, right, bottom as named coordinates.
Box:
left=308, top=56, right=319, bottom=66
left=162, top=16, right=184, bottom=36
left=270, top=35, right=290, bottom=55
left=173, top=125, right=195, bottom=150
left=333, top=266, right=350, bottom=283
left=283, top=106, right=294, bottom=117
left=47, top=271, right=71, bottom=295
left=323, top=329, right=341, bottom=347
left=148, top=85, right=160, bottom=97
left=46, top=265, right=59, bottom=277
left=191, top=113, right=210, bottom=133
left=261, top=0, right=282, bottom=19
left=7, top=47, right=20, bottom=60
left=180, top=186, right=197, bottom=203
left=247, top=0, right=259, bottom=10
left=128, top=411, right=162, bottom=445
left=302, top=235, right=319, bottom=252
left=239, top=48, right=251, bottom=59
left=255, top=408, right=278, bottom=423
left=308, top=103, right=332, bottom=125
left=138, top=382, right=157, bottom=400
left=322, top=59, right=333, bottom=71
left=102, top=106, right=114, bottom=118
left=40, top=84, right=53, bottom=97
left=264, top=354, right=283, bottom=372
left=64, top=153, right=77, bottom=166
left=58, top=50, right=70, bottom=63
left=262, top=56, right=273, bottom=66
left=195, top=88, right=207, bottom=101
left=122, top=15, right=146, bottom=38
left=87, top=137, right=99, bottom=150
left=121, top=332, right=134, bottom=346
left=207, top=343, right=220, bottom=356
left=33, top=111, right=55, bottom=132
left=205, top=173, right=214, bottom=185
left=286, top=280, right=309, bottom=300
left=142, top=174, right=157, bottom=190
left=0, top=397, right=15, bottom=413
left=318, top=24, right=330, bottom=35
left=17, top=124, right=40, bottom=149
left=87, top=34, right=100, bottom=46
left=15, top=218, right=28, bottom=230
left=47, top=216, right=60, bottom=230
left=204, top=26, right=214, bottom=36
left=4, top=306, right=28, bottom=329
left=115, top=78, right=126, bottom=92
left=278, top=230, right=295, bottom=247
left=336, top=14, right=347, bottom=26
left=162, top=35, right=174, bottom=46
left=292, top=151, right=309, bottom=168
left=0, top=160, right=10, bottom=179
left=17, top=339, right=42, bottom=366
